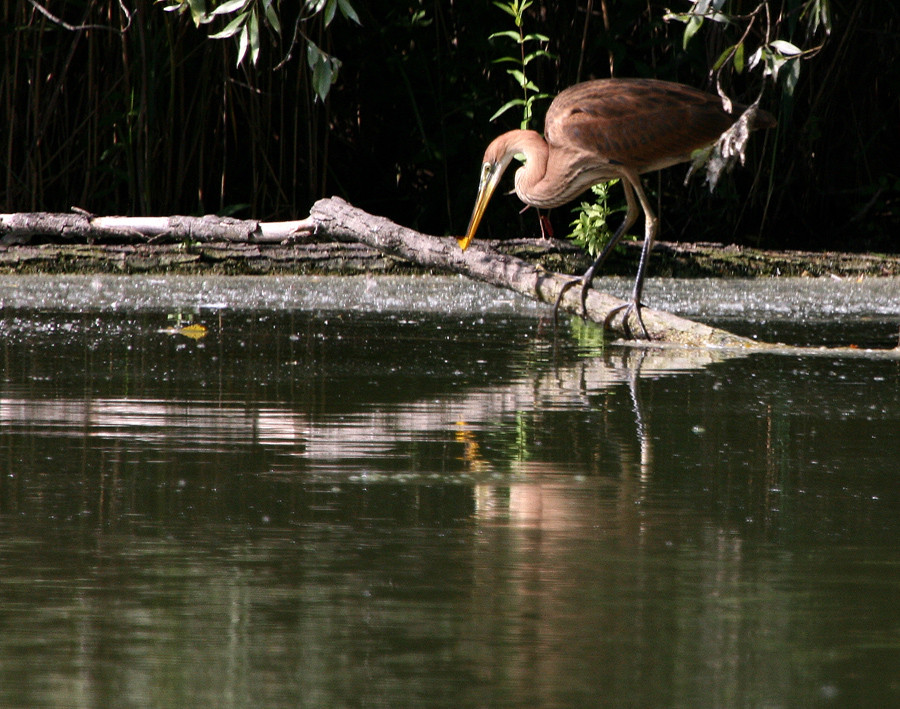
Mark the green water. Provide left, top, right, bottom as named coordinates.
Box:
left=0, top=276, right=897, bottom=707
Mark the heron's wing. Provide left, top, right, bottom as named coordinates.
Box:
left=544, top=79, right=737, bottom=172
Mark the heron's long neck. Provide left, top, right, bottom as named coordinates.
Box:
left=501, top=131, right=552, bottom=208
left=508, top=130, right=596, bottom=209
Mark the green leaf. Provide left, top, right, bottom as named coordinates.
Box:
left=782, top=56, right=801, bottom=96
left=762, top=48, right=789, bottom=80
left=488, top=30, right=522, bottom=42
left=248, top=7, right=260, bottom=64
left=323, top=0, right=337, bottom=26
left=770, top=39, right=803, bottom=56
left=236, top=22, right=249, bottom=66
left=523, top=49, right=553, bottom=65
left=187, top=0, right=207, bottom=26
left=337, top=0, right=361, bottom=24
left=712, top=45, right=734, bottom=72
left=306, top=40, right=323, bottom=70
left=210, top=0, right=249, bottom=16
left=663, top=12, right=692, bottom=25
left=683, top=15, right=702, bottom=49
left=747, top=47, right=762, bottom=71
left=507, top=68, right=528, bottom=88
left=264, top=0, right=280, bottom=32
left=312, top=56, right=339, bottom=102
left=734, top=41, right=745, bottom=73
left=306, top=40, right=341, bottom=101
left=489, top=98, right=525, bottom=122
left=522, top=33, right=550, bottom=43
left=492, top=1, right=518, bottom=19
left=806, top=0, right=832, bottom=36
left=705, top=12, right=732, bottom=24
left=209, top=12, right=246, bottom=39
left=312, top=59, right=329, bottom=100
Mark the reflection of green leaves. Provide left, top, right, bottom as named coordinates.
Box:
left=568, top=316, right=607, bottom=355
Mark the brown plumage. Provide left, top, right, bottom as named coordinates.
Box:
left=460, top=78, right=775, bottom=338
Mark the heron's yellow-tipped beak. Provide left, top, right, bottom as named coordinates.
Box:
left=458, top=162, right=502, bottom=251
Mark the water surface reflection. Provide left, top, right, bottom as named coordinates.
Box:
left=0, top=276, right=897, bottom=707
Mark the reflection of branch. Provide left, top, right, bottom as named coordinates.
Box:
left=27, top=0, right=132, bottom=33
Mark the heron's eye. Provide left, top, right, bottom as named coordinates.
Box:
left=480, top=162, right=492, bottom=184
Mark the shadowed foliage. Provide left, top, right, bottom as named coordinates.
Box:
left=1, top=1, right=896, bottom=252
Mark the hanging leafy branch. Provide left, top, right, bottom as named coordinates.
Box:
left=159, top=0, right=361, bottom=100
left=666, top=0, right=830, bottom=99
left=666, top=0, right=831, bottom=190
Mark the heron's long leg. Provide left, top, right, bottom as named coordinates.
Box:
left=552, top=179, right=638, bottom=323
left=603, top=171, right=658, bottom=339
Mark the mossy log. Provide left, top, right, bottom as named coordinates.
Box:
left=2, top=199, right=897, bottom=350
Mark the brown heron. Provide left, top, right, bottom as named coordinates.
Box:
left=458, top=78, right=776, bottom=338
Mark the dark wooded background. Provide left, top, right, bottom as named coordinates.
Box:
left=2, top=1, right=896, bottom=252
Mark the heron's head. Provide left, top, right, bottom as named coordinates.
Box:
left=457, top=134, right=522, bottom=251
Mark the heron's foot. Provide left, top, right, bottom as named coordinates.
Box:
left=552, top=275, right=593, bottom=325
left=603, top=300, right=650, bottom=340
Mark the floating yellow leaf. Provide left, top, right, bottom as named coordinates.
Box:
left=177, top=323, right=208, bottom=340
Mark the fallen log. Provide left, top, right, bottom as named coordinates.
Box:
left=305, top=197, right=760, bottom=347
left=2, top=199, right=895, bottom=350
left=0, top=211, right=308, bottom=244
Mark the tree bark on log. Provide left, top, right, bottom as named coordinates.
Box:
left=0, top=211, right=309, bottom=244
left=304, top=197, right=764, bottom=347
left=2, top=199, right=895, bottom=351
left=4, top=209, right=898, bottom=277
